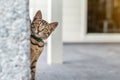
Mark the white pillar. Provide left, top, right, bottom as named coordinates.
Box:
left=47, top=0, right=63, bottom=64
left=0, top=0, right=30, bottom=80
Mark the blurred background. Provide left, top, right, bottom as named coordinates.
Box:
left=30, top=0, right=120, bottom=80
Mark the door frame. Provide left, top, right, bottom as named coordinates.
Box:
left=79, top=0, right=120, bottom=43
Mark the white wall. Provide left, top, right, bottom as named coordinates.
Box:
left=30, top=0, right=81, bottom=42
left=29, top=0, right=48, bottom=21
left=63, top=0, right=81, bottom=42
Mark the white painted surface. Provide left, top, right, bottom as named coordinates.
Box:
left=29, top=0, right=48, bottom=21
left=63, top=0, right=82, bottom=42
left=47, top=0, right=63, bottom=64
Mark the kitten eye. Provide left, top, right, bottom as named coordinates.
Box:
left=43, top=28, right=48, bottom=32
left=34, top=23, right=39, bottom=28
left=31, top=25, right=34, bottom=28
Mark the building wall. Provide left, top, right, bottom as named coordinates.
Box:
left=63, top=0, right=81, bottom=42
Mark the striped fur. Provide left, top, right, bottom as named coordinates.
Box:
left=30, top=10, right=58, bottom=80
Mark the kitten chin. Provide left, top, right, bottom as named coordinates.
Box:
left=39, top=35, right=48, bottom=40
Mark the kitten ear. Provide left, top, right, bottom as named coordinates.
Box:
left=49, top=22, right=58, bottom=31
left=33, top=10, right=42, bottom=20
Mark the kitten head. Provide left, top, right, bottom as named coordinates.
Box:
left=31, top=10, right=58, bottom=40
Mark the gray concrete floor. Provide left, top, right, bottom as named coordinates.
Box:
left=36, top=44, right=120, bottom=80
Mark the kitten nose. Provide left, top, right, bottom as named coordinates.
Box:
left=35, top=29, right=38, bottom=33
left=38, top=32, right=41, bottom=35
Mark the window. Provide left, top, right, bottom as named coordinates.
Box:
left=87, top=0, right=120, bottom=33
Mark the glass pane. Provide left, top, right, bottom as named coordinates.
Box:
left=87, top=0, right=120, bottom=33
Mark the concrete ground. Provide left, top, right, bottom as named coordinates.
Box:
left=36, top=44, right=120, bottom=80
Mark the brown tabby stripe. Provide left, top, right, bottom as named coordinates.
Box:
left=31, top=63, right=37, bottom=68
left=31, top=59, right=37, bottom=65
left=31, top=65, right=36, bottom=69
left=31, top=70, right=35, bottom=72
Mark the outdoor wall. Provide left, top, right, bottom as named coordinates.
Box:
left=63, top=0, right=81, bottom=42
left=0, top=0, right=30, bottom=80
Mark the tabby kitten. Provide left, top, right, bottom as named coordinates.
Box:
left=30, top=10, right=58, bottom=80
